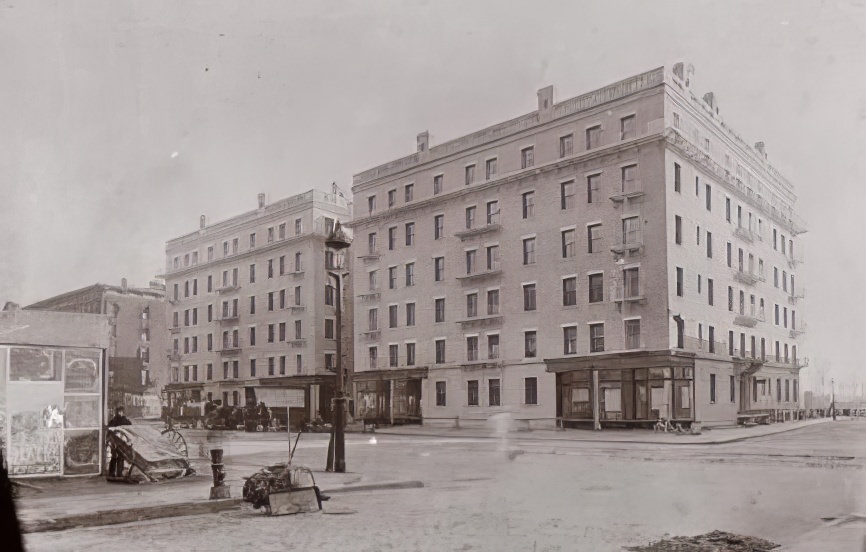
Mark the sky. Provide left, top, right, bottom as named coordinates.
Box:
left=1, top=0, right=864, bottom=390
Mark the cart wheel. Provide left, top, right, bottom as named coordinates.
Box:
left=161, top=428, right=189, bottom=458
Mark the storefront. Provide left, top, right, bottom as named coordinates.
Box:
left=548, top=350, right=696, bottom=429
left=0, top=308, right=109, bottom=477
left=354, top=368, right=426, bottom=425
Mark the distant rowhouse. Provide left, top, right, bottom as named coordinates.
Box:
left=27, top=280, right=167, bottom=418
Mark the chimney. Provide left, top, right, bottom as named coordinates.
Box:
left=537, top=85, right=554, bottom=121
left=416, top=131, right=429, bottom=153
left=257, top=193, right=266, bottom=208
left=199, top=215, right=206, bottom=229
left=703, top=92, right=719, bottom=115
left=121, top=278, right=128, bottom=294
left=754, top=141, right=767, bottom=159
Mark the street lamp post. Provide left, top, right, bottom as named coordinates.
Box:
left=831, top=378, right=836, bottom=421
left=325, top=221, right=351, bottom=473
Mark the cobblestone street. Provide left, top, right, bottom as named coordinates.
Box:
left=23, top=421, right=866, bottom=551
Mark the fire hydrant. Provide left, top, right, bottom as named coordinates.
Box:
left=209, top=448, right=231, bottom=499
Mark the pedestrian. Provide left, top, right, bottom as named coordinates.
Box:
left=107, top=406, right=132, bottom=477
left=0, top=448, right=24, bottom=552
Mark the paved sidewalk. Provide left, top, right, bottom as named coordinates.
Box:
left=373, top=417, right=834, bottom=445
left=14, top=459, right=417, bottom=533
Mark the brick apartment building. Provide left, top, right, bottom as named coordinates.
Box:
left=27, top=280, right=166, bottom=418
left=160, top=188, right=352, bottom=426
left=348, top=63, right=806, bottom=429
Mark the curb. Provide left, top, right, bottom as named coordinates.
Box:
left=373, top=419, right=831, bottom=446
left=19, top=480, right=424, bottom=533
left=20, top=497, right=242, bottom=534
left=323, top=480, right=424, bottom=494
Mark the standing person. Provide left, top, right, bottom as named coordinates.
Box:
left=107, top=406, right=132, bottom=477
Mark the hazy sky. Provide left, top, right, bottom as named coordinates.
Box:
left=1, top=1, right=864, bottom=387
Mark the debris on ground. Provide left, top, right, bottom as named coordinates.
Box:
left=625, top=530, right=780, bottom=551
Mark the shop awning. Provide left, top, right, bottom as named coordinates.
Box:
left=544, top=349, right=695, bottom=373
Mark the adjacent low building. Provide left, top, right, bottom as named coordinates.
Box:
left=0, top=303, right=110, bottom=477
left=349, top=63, right=806, bottom=429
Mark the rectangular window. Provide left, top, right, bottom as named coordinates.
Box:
left=279, top=322, right=286, bottom=342
left=560, top=134, right=573, bottom=157
left=710, top=374, right=717, bottom=403
left=586, top=125, right=601, bottom=149
left=435, top=381, right=446, bottom=406
left=388, top=266, right=397, bottom=289
left=466, top=336, right=479, bottom=361
left=707, top=279, right=714, bottom=306
left=588, top=224, right=602, bottom=253
left=621, top=164, right=637, bottom=193
left=466, top=293, right=478, bottom=318
left=433, top=174, right=443, bottom=195
left=486, top=245, right=499, bottom=271
left=486, top=201, right=499, bottom=225
left=624, top=268, right=640, bottom=298
left=406, top=342, right=416, bottom=366
left=725, top=198, right=731, bottom=222
left=590, top=323, right=604, bottom=353
left=468, top=380, right=479, bottom=406
left=705, top=184, right=712, bottom=211
left=489, top=379, right=501, bottom=406
left=387, top=227, right=396, bottom=251
left=727, top=242, right=733, bottom=268
left=563, top=326, right=577, bottom=355
left=465, top=206, right=476, bottom=229
left=522, top=237, right=536, bottom=265
left=465, top=164, right=475, bottom=185
left=674, top=162, right=681, bottom=192
left=706, top=231, right=713, bottom=258
left=622, top=216, right=640, bottom=245
left=435, top=298, right=445, bottom=323
left=587, top=174, right=601, bottom=203
left=676, top=267, right=684, bottom=297
left=522, top=191, right=535, bottom=218
left=367, top=196, right=376, bottom=215
left=523, top=284, right=537, bottom=311
left=485, top=158, right=497, bottom=180
left=406, top=303, right=416, bottom=326
left=487, top=289, right=500, bottom=315
left=619, top=114, right=638, bottom=142
left=465, top=250, right=477, bottom=275
left=268, top=324, right=275, bottom=343
left=561, top=180, right=575, bottom=210
left=524, top=331, right=537, bottom=358
left=435, top=340, right=446, bottom=364
left=250, top=359, right=257, bottom=377
left=563, top=277, right=577, bottom=306
left=294, top=252, right=302, bottom=272
left=404, top=183, right=414, bottom=202
left=525, top=377, right=538, bottom=405
left=675, top=215, right=682, bottom=245
left=487, top=334, right=499, bottom=359
left=249, top=233, right=256, bottom=248
left=368, top=308, right=378, bottom=331
left=389, top=345, right=399, bottom=368
left=405, top=263, right=415, bottom=286
left=434, top=215, right=444, bottom=240
left=389, top=305, right=398, bottom=328
left=588, top=274, right=603, bottom=303
left=249, top=264, right=256, bottom=284
left=434, top=257, right=445, bottom=282
left=521, top=147, right=534, bottom=169
left=624, top=319, right=641, bottom=349
left=278, top=223, right=286, bottom=239
left=405, top=223, right=415, bottom=246
left=561, top=229, right=575, bottom=258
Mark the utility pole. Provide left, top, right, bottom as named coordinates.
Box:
left=831, top=378, right=836, bottom=421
